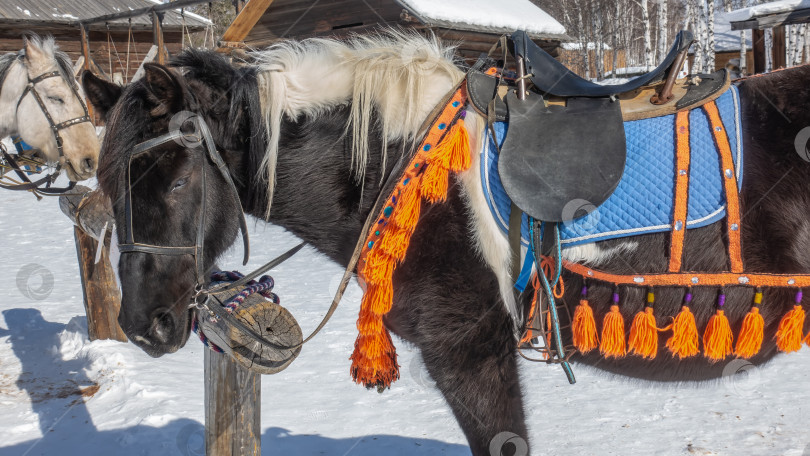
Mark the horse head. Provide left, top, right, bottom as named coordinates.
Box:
left=83, top=57, right=251, bottom=356
left=2, top=36, right=99, bottom=181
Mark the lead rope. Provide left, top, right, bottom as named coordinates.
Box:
left=192, top=271, right=279, bottom=352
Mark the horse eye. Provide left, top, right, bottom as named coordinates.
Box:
left=171, top=177, right=188, bottom=191
left=47, top=96, right=64, bottom=104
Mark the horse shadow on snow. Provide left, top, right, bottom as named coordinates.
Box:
left=0, top=308, right=468, bottom=455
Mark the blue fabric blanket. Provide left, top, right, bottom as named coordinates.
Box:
left=481, top=85, right=743, bottom=248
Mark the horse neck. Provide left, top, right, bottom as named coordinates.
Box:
left=0, top=58, right=26, bottom=137
left=241, top=107, right=396, bottom=267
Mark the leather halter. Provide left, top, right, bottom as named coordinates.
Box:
left=2, top=65, right=93, bottom=194
left=118, top=115, right=251, bottom=288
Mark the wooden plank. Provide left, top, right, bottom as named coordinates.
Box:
left=221, top=0, right=276, bottom=43
left=153, top=11, right=166, bottom=65
left=73, top=227, right=127, bottom=342
left=204, top=349, right=261, bottom=456
left=773, top=25, right=786, bottom=69
left=731, top=8, right=810, bottom=30
left=752, top=28, right=766, bottom=74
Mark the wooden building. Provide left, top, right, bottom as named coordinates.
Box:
left=218, top=0, right=569, bottom=60
left=0, top=0, right=211, bottom=82
left=729, top=0, right=809, bottom=74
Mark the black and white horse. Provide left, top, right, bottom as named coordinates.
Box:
left=82, top=33, right=810, bottom=454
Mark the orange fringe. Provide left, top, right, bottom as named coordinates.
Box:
left=667, top=306, right=699, bottom=359
left=572, top=299, right=598, bottom=353
left=351, top=89, right=470, bottom=389
left=735, top=291, right=765, bottom=358
left=391, top=179, right=422, bottom=231
left=600, top=305, right=626, bottom=358
left=629, top=307, right=658, bottom=359
left=377, top=228, right=413, bottom=262
left=703, top=309, right=733, bottom=361
left=776, top=304, right=805, bottom=352
left=421, top=121, right=469, bottom=203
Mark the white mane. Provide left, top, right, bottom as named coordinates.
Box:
left=251, top=31, right=464, bottom=216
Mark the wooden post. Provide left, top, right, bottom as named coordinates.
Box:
left=61, top=187, right=126, bottom=342
left=205, top=349, right=261, bottom=456
left=752, top=29, right=766, bottom=74
left=152, top=10, right=166, bottom=65
left=79, top=24, right=95, bottom=121
left=73, top=227, right=127, bottom=342
left=772, top=26, right=787, bottom=69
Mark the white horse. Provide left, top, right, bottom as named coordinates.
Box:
left=0, top=36, right=98, bottom=181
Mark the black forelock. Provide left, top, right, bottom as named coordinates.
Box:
left=98, top=49, right=268, bottom=210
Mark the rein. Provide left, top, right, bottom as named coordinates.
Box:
left=0, top=53, right=92, bottom=194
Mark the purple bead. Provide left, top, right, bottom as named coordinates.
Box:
left=581, top=286, right=588, bottom=296
left=460, top=110, right=467, bottom=119
left=685, top=293, right=693, bottom=303
left=612, top=292, right=620, bottom=303
left=718, top=294, right=726, bottom=307
left=796, top=290, right=803, bottom=303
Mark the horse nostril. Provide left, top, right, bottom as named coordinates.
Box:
left=150, top=311, right=175, bottom=345
left=82, top=157, right=95, bottom=173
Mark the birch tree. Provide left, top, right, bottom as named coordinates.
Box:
left=641, top=0, right=654, bottom=69
left=738, top=0, right=748, bottom=75
left=657, top=0, right=669, bottom=64
left=706, top=0, right=716, bottom=71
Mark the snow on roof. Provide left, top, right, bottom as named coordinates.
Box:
left=714, top=11, right=752, bottom=52
left=397, top=0, right=567, bottom=38
left=147, top=0, right=211, bottom=26
left=561, top=42, right=612, bottom=51
left=726, top=0, right=810, bottom=22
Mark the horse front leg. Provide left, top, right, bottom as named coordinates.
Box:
left=388, top=274, right=529, bottom=456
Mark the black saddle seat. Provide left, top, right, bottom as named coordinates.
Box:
left=513, top=30, right=694, bottom=98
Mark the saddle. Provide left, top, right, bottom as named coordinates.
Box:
left=468, top=30, right=731, bottom=224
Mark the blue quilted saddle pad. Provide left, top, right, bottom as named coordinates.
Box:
left=480, top=85, right=743, bottom=247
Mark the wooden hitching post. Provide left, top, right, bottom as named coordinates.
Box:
left=205, top=349, right=261, bottom=456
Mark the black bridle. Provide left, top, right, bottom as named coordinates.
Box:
left=1, top=64, right=93, bottom=194
left=118, top=115, right=251, bottom=288
left=117, top=114, right=311, bottom=350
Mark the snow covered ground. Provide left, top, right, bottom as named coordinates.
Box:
left=2, top=182, right=810, bottom=456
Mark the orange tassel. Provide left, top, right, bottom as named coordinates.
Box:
left=363, top=249, right=394, bottom=286
left=703, top=307, right=733, bottom=362
left=776, top=301, right=805, bottom=353
left=600, top=304, right=626, bottom=358
left=629, top=300, right=658, bottom=359
left=420, top=118, right=471, bottom=202
left=667, top=304, right=699, bottom=359
left=735, top=291, right=765, bottom=358
left=447, top=121, right=471, bottom=172
left=377, top=228, right=413, bottom=262
left=350, top=329, right=400, bottom=388
left=365, top=279, right=393, bottom=315
left=420, top=161, right=449, bottom=203
left=572, top=297, right=598, bottom=353
left=391, top=179, right=422, bottom=231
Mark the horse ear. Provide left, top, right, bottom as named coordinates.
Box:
left=22, top=36, right=48, bottom=69
left=82, top=71, right=122, bottom=121
left=143, top=63, right=184, bottom=116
